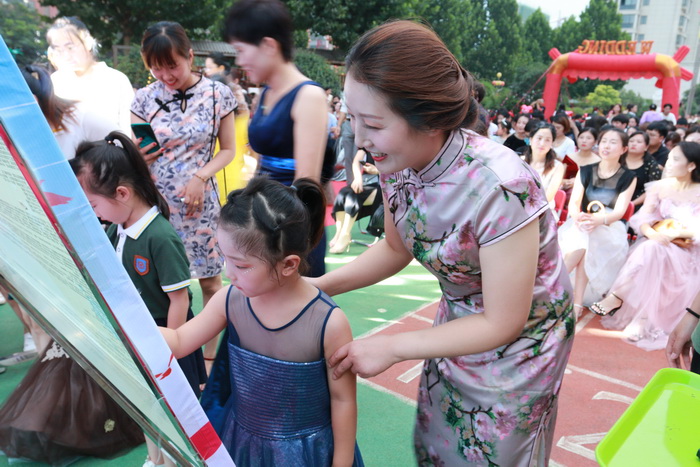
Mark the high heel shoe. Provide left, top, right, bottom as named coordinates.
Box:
left=590, top=292, right=623, bottom=317
left=329, top=235, right=351, bottom=254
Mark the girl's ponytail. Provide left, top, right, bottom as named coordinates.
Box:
left=72, top=131, right=170, bottom=219
left=291, top=178, right=326, bottom=250
left=219, top=176, right=326, bottom=274
left=105, top=131, right=170, bottom=218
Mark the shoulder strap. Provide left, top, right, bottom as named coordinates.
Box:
left=318, top=291, right=338, bottom=359
left=580, top=164, right=592, bottom=187
left=224, top=285, right=240, bottom=346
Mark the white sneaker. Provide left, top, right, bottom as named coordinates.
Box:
left=0, top=350, right=37, bottom=366
left=143, top=458, right=164, bottom=467
left=23, top=333, right=36, bottom=353
left=0, top=295, right=5, bottom=305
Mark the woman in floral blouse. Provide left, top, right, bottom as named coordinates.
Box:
left=131, top=21, right=236, bottom=372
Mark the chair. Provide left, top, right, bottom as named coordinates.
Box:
left=562, top=155, right=579, bottom=180
left=554, top=190, right=567, bottom=225
left=622, top=202, right=637, bottom=243
left=622, top=202, right=635, bottom=222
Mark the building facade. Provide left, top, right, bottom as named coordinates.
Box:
left=616, top=0, right=699, bottom=110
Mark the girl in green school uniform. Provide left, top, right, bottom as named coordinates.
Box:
left=71, top=131, right=206, bottom=467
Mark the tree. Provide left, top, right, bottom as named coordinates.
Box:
left=39, top=0, right=230, bottom=49
left=619, top=89, right=653, bottom=113
left=411, top=0, right=485, bottom=67
left=682, top=84, right=700, bottom=116
left=551, top=16, right=582, bottom=56
left=285, top=0, right=412, bottom=54
left=507, top=62, right=550, bottom=107
left=550, top=0, right=630, bottom=101
left=112, top=47, right=152, bottom=90
left=585, top=84, right=620, bottom=110
left=294, top=50, right=342, bottom=96
left=466, top=0, right=524, bottom=82
left=0, top=0, right=48, bottom=65
left=522, top=8, right=552, bottom=64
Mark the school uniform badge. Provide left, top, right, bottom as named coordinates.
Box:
left=134, top=255, right=150, bottom=275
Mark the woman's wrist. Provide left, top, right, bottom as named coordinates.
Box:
left=193, top=173, right=208, bottom=183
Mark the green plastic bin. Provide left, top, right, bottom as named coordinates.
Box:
left=596, top=368, right=700, bottom=466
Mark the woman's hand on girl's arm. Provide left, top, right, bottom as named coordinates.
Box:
left=325, top=310, right=358, bottom=467
left=166, top=287, right=190, bottom=329
left=159, top=287, right=229, bottom=358
left=292, top=85, right=328, bottom=182
left=330, top=219, right=539, bottom=379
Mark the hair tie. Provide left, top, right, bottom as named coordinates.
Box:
left=290, top=185, right=298, bottom=191
left=105, top=137, right=123, bottom=148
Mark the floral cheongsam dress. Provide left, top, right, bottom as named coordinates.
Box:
left=131, top=75, right=236, bottom=278
left=382, top=129, right=575, bottom=466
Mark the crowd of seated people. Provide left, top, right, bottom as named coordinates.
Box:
left=474, top=101, right=700, bottom=351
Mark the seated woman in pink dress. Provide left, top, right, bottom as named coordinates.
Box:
left=595, top=141, right=700, bottom=350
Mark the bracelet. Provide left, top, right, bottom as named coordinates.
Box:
left=194, top=173, right=207, bottom=183
left=687, top=308, right=700, bottom=319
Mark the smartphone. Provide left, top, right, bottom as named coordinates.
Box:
left=131, top=123, right=161, bottom=155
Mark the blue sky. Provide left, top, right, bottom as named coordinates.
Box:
left=520, top=0, right=591, bottom=27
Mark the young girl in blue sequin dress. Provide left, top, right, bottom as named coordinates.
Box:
left=161, top=176, right=363, bottom=466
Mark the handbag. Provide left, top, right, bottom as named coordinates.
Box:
left=586, top=200, right=605, bottom=214
left=652, top=218, right=693, bottom=249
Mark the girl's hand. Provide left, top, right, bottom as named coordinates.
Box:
left=363, top=163, right=379, bottom=175
left=135, top=137, right=165, bottom=166
left=179, top=176, right=206, bottom=217
left=350, top=178, right=364, bottom=194
left=329, top=335, right=399, bottom=380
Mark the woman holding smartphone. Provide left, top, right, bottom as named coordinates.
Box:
left=131, top=22, right=236, bottom=362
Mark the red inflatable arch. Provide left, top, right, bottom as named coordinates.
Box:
left=542, top=43, right=694, bottom=120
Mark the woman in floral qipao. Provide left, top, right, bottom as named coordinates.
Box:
left=313, top=21, right=575, bottom=466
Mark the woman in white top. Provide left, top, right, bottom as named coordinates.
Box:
left=551, top=113, right=577, bottom=160
left=21, top=65, right=116, bottom=160
left=523, top=123, right=565, bottom=209
left=47, top=17, right=134, bottom=135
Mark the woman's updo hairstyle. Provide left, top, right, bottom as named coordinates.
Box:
left=346, top=20, right=483, bottom=135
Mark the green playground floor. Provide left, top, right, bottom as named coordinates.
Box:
left=0, top=225, right=440, bottom=466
